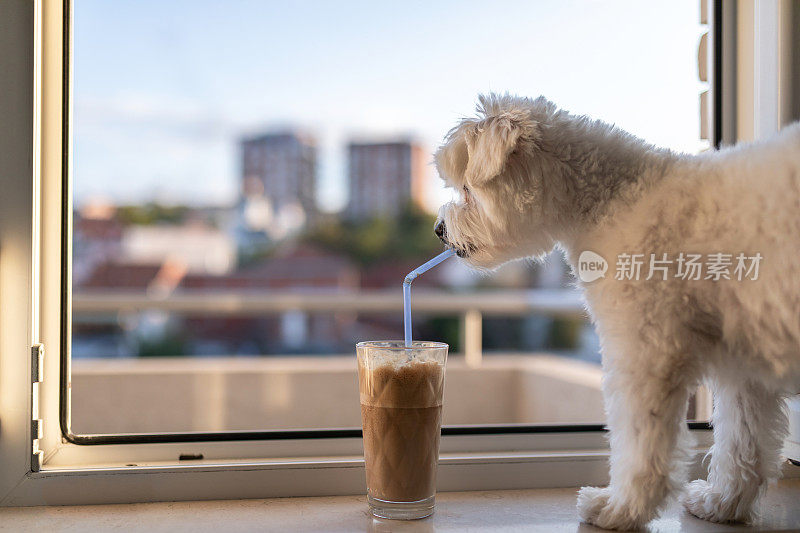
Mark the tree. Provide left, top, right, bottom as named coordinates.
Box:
left=304, top=203, right=442, bottom=266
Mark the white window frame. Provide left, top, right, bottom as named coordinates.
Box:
left=2, top=0, right=795, bottom=507
left=733, top=0, right=796, bottom=141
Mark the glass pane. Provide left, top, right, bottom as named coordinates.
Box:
left=71, top=0, right=707, bottom=434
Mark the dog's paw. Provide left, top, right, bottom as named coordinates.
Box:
left=577, top=486, right=610, bottom=524
left=577, top=486, right=645, bottom=531
left=682, top=479, right=754, bottom=524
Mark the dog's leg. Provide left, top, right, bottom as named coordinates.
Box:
left=683, top=380, right=787, bottom=523
left=578, top=356, right=692, bottom=530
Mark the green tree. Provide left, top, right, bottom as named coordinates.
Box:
left=117, top=202, right=189, bottom=226
left=304, top=203, right=442, bottom=265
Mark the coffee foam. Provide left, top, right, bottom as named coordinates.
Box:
left=358, top=355, right=444, bottom=408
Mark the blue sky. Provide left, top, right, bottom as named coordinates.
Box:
left=74, top=0, right=706, bottom=211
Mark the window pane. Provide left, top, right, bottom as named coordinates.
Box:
left=71, top=0, right=706, bottom=434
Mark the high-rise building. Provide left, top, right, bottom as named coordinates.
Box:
left=346, top=140, right=430, bottom=220
left=239, top=131, right=317, bottom=242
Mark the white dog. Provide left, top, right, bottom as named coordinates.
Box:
left=434, top=93, right=800, bottom=530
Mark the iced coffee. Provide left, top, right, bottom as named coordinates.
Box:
left=357, top=341, right=448, bottom=520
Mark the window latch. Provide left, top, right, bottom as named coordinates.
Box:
left=31, top=343, right=44, bottom=472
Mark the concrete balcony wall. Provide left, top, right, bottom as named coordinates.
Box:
left=70, top=354, right=605, bottom=434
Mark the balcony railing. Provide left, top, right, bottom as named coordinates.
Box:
left=72, top=288, right=587, bottom=366
left=69, top=289, right=714, bottom=425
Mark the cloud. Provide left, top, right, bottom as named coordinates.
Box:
left=75, top=93, right=240, bottom=143
left=73, top=93, right=240, bottom=206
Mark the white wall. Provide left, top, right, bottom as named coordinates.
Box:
left=70, top=355, right=605, bottom=434
left=0, top=0, right=37, bottom=494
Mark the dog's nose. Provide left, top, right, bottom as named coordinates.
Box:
left=434, top=220, right=446, bottom=241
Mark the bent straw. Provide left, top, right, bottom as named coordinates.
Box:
left=403, top=248, right=456, bottom=348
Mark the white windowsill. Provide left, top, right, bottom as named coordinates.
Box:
left=1, top=480, right=798, bottom=532
left=6, top=446, right=796, bottom=508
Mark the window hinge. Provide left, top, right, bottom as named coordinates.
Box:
left=31, top=343, right=44, bottom=472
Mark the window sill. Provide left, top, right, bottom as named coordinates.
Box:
left=15, top=449, right=617, bottom=506
left=1, top=479, right=799, bottom=532
left=10, top=439, right=798, bottom=508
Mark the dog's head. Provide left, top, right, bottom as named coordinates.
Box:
left=434, top=94, right=561, bottom=270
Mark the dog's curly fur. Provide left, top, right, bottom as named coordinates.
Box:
left=434, top=93, right=800, bottom=530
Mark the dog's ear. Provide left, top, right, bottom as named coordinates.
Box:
left=435, top=124, right=470, bottom=187
left=464, top=112, right=534, bottom=185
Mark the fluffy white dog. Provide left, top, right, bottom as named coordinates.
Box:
left=434, top=93, right=800, bottom=530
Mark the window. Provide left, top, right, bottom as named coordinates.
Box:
left=4, top=0, right=761, bottom=506
left=66, top=0, right=710, bottom=441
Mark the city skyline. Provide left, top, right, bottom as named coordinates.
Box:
left=73, top=0, right=705, bottom=211
left=78, top=125, right=445, bottom=214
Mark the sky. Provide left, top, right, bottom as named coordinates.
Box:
left=73, top=0, right=706, bottom=212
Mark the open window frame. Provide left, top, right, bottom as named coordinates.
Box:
left=1, top=0, right=767, bottom=507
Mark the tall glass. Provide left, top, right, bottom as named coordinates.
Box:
left=357, top=340, right=448, bottom=520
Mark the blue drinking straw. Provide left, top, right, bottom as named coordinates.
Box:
left=403, top=248, right=456, bottom=347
